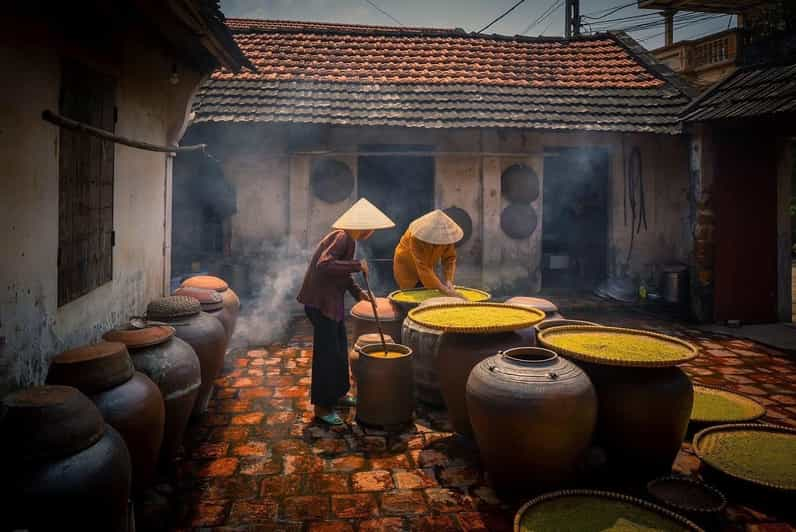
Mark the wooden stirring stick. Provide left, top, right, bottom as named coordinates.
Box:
left=361, top=270, right=388, bottom=355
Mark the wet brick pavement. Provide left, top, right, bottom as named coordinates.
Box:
left=159, top=307, right=796, bottom=531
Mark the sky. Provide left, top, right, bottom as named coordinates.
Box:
left=219, top=0, right=738, bottom=50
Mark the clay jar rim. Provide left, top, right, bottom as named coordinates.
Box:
left=181, top=275, right=229, bottom=293
left=174, top=287, right=224, bottom=312
left=501, top=346, right=558, bottom=365
left=357, top=342, right=413, bottom=360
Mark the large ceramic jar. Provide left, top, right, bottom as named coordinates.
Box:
left=505, top=296, right=564, bottom=345
left=180, top=274, right=240, bottom=336
left=404, top=302, right=545, bottom=431
left=47, top=341, right=165, bottom=492
left=467, top=347, right=597, bottom=493
left=355, top=343, right=414, bottom=427
left=350, top=332, right=394, bottom=381
left=351, top=297, right=403, bottom=344
left=103, top=325, right=201, bottom=464
left=147, top=295, right=227, bottom=417
left=175, top=286, right=233, bottom=342
left=1, top=385, right=131, bottom=531
left=539, top=325, right=697, bottom=479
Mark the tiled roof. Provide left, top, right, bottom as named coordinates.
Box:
left=683, top=62, right=796, bottom=122
left=193, top=19, right=691, bottom=133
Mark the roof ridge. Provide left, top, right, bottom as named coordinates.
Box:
left=609, top=31, right=696, bottom=100
left=225, top=17, right=619, bottom=43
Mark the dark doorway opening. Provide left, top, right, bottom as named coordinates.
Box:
left=357, top=145, right=434, bottom=293
left=542, top=147, right=610, bottom=293
left=714, top=132, right=778, bottom=323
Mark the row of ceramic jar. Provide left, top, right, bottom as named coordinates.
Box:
left=0, top=275, right=239, bottom=531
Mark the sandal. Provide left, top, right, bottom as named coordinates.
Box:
left=315, top=412, right=344, bottom=426
left=337, top=395, right=357, bottom=407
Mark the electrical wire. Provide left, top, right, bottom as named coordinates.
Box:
left=362, top=0, right=403, bottom=26
left=478, top=0, right=527, bottom=33
left=581, top=1, right=637, bottom=20
left=521, top=0, right=563, bottom=35
left=539, top=2, right=565, bottom=35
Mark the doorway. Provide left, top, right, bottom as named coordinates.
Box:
left=714, top=132, right=778, bottom=323
left=542, top=147, right=610, bottom=292
left=357, top=145, right=434, bottom=293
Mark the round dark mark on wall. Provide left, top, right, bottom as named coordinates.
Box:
left=443, top=206, right=473, bottom=247
left=500, top=204, right=538, bottom=239
left=310, top=159, right=354, bottom=203
left=501, top=163, right=539, bottom=203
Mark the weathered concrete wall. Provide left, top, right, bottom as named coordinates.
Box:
left=0, top=17, right=203, bottom=395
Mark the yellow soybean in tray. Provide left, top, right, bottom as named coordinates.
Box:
left=408, top=303, right=545, bottom=333
left=390, top=287, right=489, bottom=303
left=538, top=326, right=697, bottom=367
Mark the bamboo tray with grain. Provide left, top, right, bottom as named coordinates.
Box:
left=514, top=489, right=702, bottom=532
left=389, top=286, right=490, bottom=305
left=693, top=424, right=796, bottom=492
left=537, top=326, right=698, bottom=367
left=406, top=302, right=545, bottom=333
left=690, top=385, right=765, bottom=425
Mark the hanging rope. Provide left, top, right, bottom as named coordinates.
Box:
left=624, top=145, right=647, bottom=267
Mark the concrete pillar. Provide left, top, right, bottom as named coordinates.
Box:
left=664, top=10, right=676, bottom=47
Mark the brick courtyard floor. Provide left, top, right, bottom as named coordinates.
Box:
left=164, top=303, right=796, bottom=531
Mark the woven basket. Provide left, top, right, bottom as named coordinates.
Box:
left=406, top=302, right=545, bottom=334
left=147, top=296, right=201, bottom=320
left=514, top=489, right=703, bottom=532
left=693, top=423, right=796, bottom=492
left=691, top=385, right=765, bottom=424
left=537, top=325, right=698, bottom=368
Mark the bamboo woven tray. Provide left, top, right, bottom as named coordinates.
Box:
left=388, top=286, right=490, bottom=305
left=537, top=325, right=698, bottom=367
left=691, top=385, right=765, bottom=424
left=514, top=489, right=703, bottom=532
left=693, top=424, right=796, bottom=492
left=406, top=302, right=544, bottom=333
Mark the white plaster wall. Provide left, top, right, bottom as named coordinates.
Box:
left=0, top=21, right=204, bottom=395
left=208, top=124, right=690, bottom=299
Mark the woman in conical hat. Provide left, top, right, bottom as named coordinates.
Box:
left=393, top=209, right=464, bottom=298
left=297, top=198, right=395, bottom=426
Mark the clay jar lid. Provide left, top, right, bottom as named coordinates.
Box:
left=181, top=275, right=229, bottom=293
left=354, top=333, right=395, bottom=346
left=47, top=341, right=135, bottom=395
left=103, top=325, right=175, bottom=349
left=351, top=297, right=399, bottom=321
left=174, top=287, right=224, bottom=312
left=1, top=385, right=105, bottom=460
left=505, top=296, right=559, bottom=314
left=147, top=295, right=201, bottom=320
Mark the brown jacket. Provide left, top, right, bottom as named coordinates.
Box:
left=297, top=230, right=366, bottom=321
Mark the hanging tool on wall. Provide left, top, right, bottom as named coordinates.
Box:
left=624, top=145, right=647, bottom=268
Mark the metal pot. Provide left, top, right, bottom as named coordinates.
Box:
left=467, top=348, right=597, bottom=493
left=354, top=343, right=414, bottom=427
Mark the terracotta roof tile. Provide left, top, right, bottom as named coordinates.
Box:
left=193, top=19, right=691, bottom=133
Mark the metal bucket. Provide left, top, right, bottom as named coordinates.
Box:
left=662, top=264, right=688, bottom=304
left=355, top=343, right=414, bottom=427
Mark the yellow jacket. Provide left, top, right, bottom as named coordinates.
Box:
left=393, top=229, right=457, bottom=290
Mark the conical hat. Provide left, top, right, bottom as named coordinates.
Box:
left=332, top=198, right=395, bottom=230
left=409, top=209, right=463, bottom=245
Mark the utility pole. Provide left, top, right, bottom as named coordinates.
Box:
left=565, top=0, right=581, bottom=39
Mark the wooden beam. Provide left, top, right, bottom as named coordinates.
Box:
left=42, top=110, right=207, bottom=153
